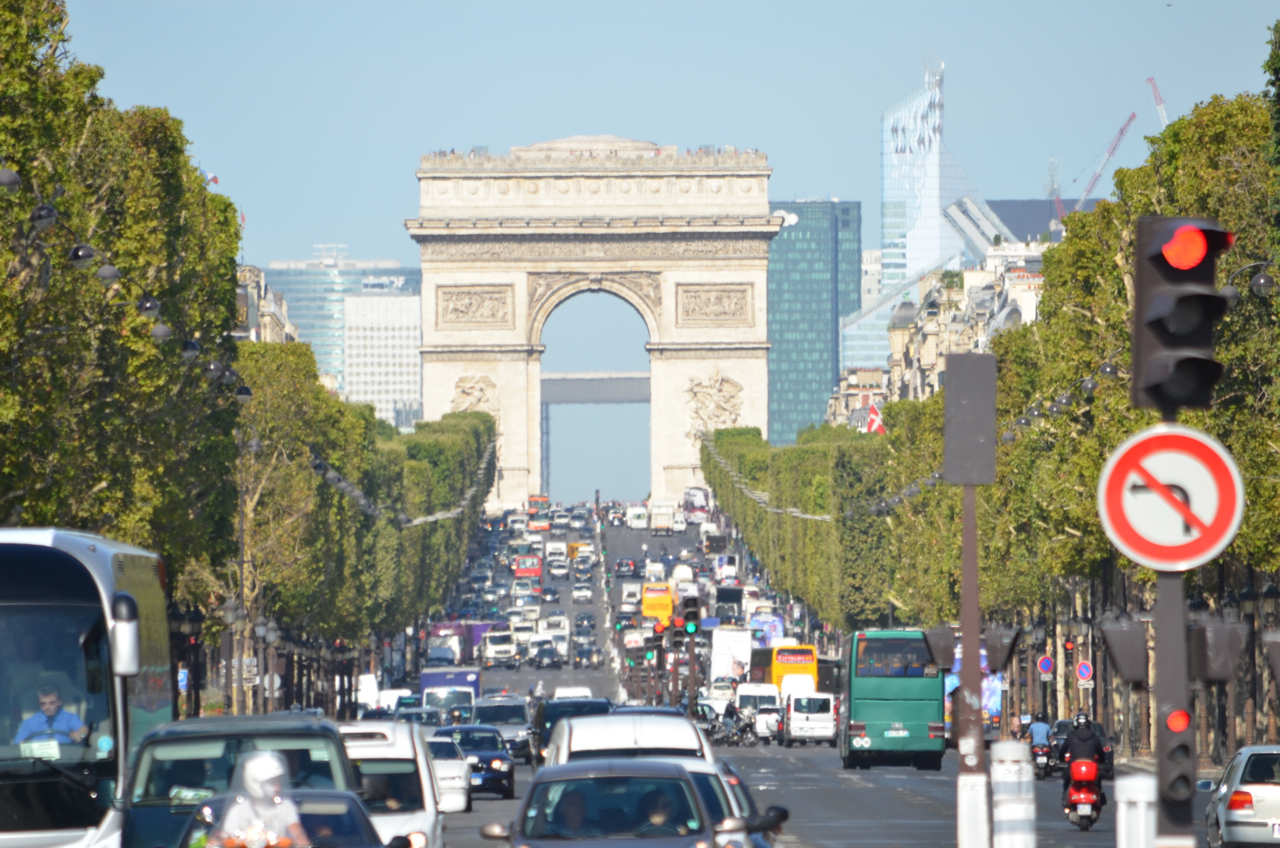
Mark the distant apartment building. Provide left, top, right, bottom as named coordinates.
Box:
left=766, top=199, right=861, bottom=445
left=234, top=265, right=298, bottom=343
left=343, top=289, right=422, bottom=430
left=263, top=246, right=421, bottom=391
left=826, top=367, right=888, bottom=430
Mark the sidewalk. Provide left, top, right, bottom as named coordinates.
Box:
left=1115, top=755, right=1224, bottom=781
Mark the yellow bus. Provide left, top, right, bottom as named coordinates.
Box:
left=750, top=645, right=818, bottom=688
left=641, top=583, right=674, bottom=621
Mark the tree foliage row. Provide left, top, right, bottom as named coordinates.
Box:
left=704, top=41, right=1280, bottom=630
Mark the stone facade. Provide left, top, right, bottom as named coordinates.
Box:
left=407, top=136, right=780, bottom=510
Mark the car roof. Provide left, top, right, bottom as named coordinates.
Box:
left=337, top=721, right=418, bottom=757
left=433, top=724, right=503, bottom=734
left=612, top=706, right=685, bottom=716
left=560, top=714, right=703, bottom=751
left=140, top=714, right=343, bottom=744
left=475, top=697, right=528, bottom=706
left=534, top=758, right=694, bottom=782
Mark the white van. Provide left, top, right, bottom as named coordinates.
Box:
left=543, top=714, right=714, bottom=765
left=626, top=506, right=649, bottom=530
left=339, top=720, right=461, bottom=848
left=538, top=615, right=570, bottom=637
left=780, top=690, right=837, bottom=747
left=545, top=540, right=568, bottom=560
left=553, top=685, right=593, bottom=700
left=735, top=682, right=781, bottom=742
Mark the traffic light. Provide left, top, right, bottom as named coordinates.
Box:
left=653, top=621, right=666, bottom=636
left=1132, top=216, right=1234, bottom=414
left=1063, top=637, right=1076, bottom=663
left=1158, top=704, right=1196, bottom=817
left=644, top=637, right=656, bottom=662
left=682, top=597, right=700, bottom=634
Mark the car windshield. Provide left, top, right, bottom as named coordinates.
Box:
left=542, top=701, right=611, bottom=730
left=426, top=740, right=462, bottom=760
left=855, top=638, right=932, bottom=677
left=131, top=735, right=347, bottom=804
left=355, top=759, right=424, bottom=813
left=182, top=795, right=379, bottom=848
left=438, top=729, right=502, bottom=751
left=474, top=704, right=528, bottom=726
left=397, top=710, right=442, bottom=726
left=487, top=634, right=514, bottom=646
left=424, top=691, right=472, bottom=711
left=522, top=776, right=704, bottom=839
left=794, top=697, right=831, bottom=714
left=738, top=695, right=777, bottom=710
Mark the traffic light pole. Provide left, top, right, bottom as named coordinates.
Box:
left=1155, top=571, right=1196, bottom=847
left=687, top=627, right=697, bottom=716
left=956, top=484, right=989, bottom=848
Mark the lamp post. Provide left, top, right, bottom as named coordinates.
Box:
left=253, top=614, right=268, bottom=715
left=1224, top=590, right=1241, bottom=758
left=218, top=597, right=240, bottom=714
left=265, top=619, right=280, bottom=713
left=1242, top=583, right=1259, bottom=745
left=1264, top=584, right=1280, bottom=742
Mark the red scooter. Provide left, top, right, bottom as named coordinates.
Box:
left=1066, top=759, right=1102, bottom=831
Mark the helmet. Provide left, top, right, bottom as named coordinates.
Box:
left=239, top=751, right=287, bottom=800
left=1035, top=712, right=1047, bottom=724
left=1074, top=712, right=1089, bottom=730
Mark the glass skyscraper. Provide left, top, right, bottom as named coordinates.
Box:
left=767, top=200, right=861, bottom=445
left=264, top=250, right=421, bottom=392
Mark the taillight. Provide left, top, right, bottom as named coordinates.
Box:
left=848, top=721, right=866, bottom=736
left=928, top=722, right=945, bottom=739
left=1228, top=791, right=1254, bottom=811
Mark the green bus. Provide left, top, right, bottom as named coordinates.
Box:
left=838, top=630, right=946, bottom=771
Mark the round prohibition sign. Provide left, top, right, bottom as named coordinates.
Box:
left=1036, top=656, right=1054, bottom=675
left=1096, top=423, right=1244, bottom=572
left=1075, top=660, right=1093, bottom=682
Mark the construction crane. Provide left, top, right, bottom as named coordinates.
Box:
left=1147, top=77, right=1170, bottom=128
left=1074, top=112, right=1137, bottom=212
left=1046, top=159, right=1068, bottom=225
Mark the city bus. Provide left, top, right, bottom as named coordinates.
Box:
left=513, top=554, right=543, bottom=582
left=0, top=528, right=174, bottom=842
left=528, top=495, right=552, bottom=531
left=838, top=630, right=945, bottom=771
left=641, top=583, right=674, bottom=621
left=749, top=644, right=818, bottom=688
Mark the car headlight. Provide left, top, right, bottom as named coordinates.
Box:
left=517, top=729, right=530, bottom=738
left=492, top=758, right=511, bottom=771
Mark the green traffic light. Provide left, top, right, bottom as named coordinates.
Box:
left=615, top=622, right=623, bottom=630
left=626, top=658, right=634, bottom=667
left=685, top=622, right=697, bottom=634
left=645, top=650, right=654, bottom=661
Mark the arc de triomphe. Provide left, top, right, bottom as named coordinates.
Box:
left=406, top=136, right=780, bottom=509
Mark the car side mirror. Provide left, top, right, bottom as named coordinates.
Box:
left=1196, top=779, right=1215, bottom=792
left=715, top=817, right=749, bottom=834
left=110, top=592, right=140, bottom=677
left=479, top=823, right=510, bottom=840
left=748, top=806, right=790, bottom=833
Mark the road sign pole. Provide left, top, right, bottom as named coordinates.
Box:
left=1155, top=571, right=1195, bottom=847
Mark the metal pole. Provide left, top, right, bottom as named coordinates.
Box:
left=957, top=484, right=990, bottom=848
left=1155, top=571, right=1195, bottom=846
left=687, top=625, right=697, bottom=717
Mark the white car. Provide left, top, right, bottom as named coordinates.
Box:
left=572, top=583, right=592, bottom=604
left=424, top=735, right=473, bottom=813
left=544, top=714, right=714, bottom=765
left=339, top=720, right=461, bottom=848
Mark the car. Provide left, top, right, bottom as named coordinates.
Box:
left=473, top=697, right=535, bottom=764
left=615, top=559, right=636, bottom=577
left=123, top=715, right=360, bottom=848
left=575, top=612, right=597, bottom=630
left=543, top=713, right=714, bottom=766
left=481, top=588, right=499, bottom=603
left=532, top=645, right=562, bottom=670
left=176, top=790, right=392, bottom=848
left=339, top=720, right=458, bottom=846
left=572, top=583, right=593, bottom=604
left=573, top=647, right=597, bottom=669
left=1051, top=719, right=1115, bottom=778
left=434, top=725, right=516, bottom=799
left=424, top=736, right=473, bottom=813
left=549, top=560, right=570, bottom=579
left=572, top=625, right=594, bottom=648
left=543, top=586, right=561, bottom=603
left=395, top=707, right=443, bottom=728
left=1200, top=746, right=1280, bottom=848
left=493, top=578, right=512, bottom=598
left=477, top=759, right=787, bottom=847
left=530, top=698, right=614, bottom=765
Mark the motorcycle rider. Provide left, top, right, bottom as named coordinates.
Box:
left=1027, top=712, right=1053, bottom=747
left=1058, top=711, right=1106, bottom=810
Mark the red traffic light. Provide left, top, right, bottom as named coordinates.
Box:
left=1166, top=709, right=1191, bottom=733
left=1063, top=639, right=1075, bottom=651
left=653, top=623, right=665, bottom=635
left=673, top=617, right=685, bottom=629
left=1162, top=225, right=1209, bottom=270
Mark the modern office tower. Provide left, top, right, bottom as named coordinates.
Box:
left=766, top=199, right=861, bottom=445
left=263, top=246, right=421, bottom=391
left=843, top=67, right=1013, bottom=371
left=343, top=289, right=423, bottom=429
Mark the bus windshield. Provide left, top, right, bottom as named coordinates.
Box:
left=856, top=637, right=934, bottom=677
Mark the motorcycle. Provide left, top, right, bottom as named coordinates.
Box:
left=1065, top=759, right=1103, bottom=831
left=1031, top=743, right=1053, bottom=780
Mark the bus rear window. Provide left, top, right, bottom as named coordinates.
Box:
left=855, top=638, right=934, bottom=678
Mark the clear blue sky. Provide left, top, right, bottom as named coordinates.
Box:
left=63, top=0, right=1280, bottom=502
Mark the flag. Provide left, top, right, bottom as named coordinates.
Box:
left=866, top=403, right=886, bottom=435
left=203, top=171, right=219, bottom=185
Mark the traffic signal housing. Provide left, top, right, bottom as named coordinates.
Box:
left=1132, top=216, right=1234, bottom=414
left=682, top=597, right=700, bottom=635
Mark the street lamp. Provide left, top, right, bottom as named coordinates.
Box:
left=1263, top=584, right=1280, bottom=620
left=254, top=615, right=268, bottom=639
left=1242, top=585, right=1259, bottom=616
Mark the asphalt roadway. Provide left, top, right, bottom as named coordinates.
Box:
left=440, top=523, right=1210, bottom=848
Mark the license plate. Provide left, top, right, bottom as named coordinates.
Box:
left=471, top=777, right=483, bottom=786
left=1036, top=756, right=1048, bottom=763
left=885, top=730, right=909, bottom=737
left=1077, top=804, right=1092, bottom=816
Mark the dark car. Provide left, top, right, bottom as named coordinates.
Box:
left=573, top=647, right=596, bottom=669
left=123, top=715, right=360, bottom=848
left=615, top=559, right=636, bottom=577
left=435, top=725, right=515, bottom=799
left=532, top=646, right=562, bottom=670
left=530, top=698, right=613, bottom=765
left=575, top=612, right=597, bottom=630
left=177, top=790, right=392, bottom=848
left=542, top=586, right=561, bottom=603
left=473, top=697, right=534, bottom=764
left=1050, top=719, right=1115, bottom=778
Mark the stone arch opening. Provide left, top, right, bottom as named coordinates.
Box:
left=528, top=273, right=662, bottom=347
left=538, top=289, right=652, bottom=502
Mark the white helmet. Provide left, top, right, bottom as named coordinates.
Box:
left=239, top=751, right=288, bottom=800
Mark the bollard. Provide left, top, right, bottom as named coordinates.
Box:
left=1115, top=774, right=1157, bottom=848
left=990, top=740, right=1036, bottom=848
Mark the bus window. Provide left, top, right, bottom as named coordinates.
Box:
left=855, top=638, right=934, bottom=678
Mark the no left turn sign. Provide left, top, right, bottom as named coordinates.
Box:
left=1097, top=423, right=1244, bottom=572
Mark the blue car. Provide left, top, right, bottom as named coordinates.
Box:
left=435, top=724, right=515, bottom=799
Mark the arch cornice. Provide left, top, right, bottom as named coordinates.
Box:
left=527, top=272, right=661, bottom=346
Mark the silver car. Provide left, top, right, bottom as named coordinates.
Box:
left=1201, top=746, right=1280, bottom=847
